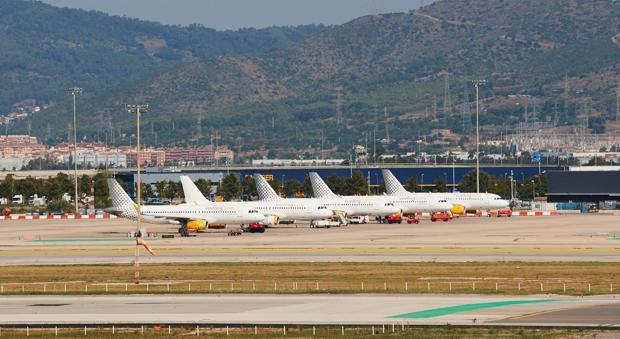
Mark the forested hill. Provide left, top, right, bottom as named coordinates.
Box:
left=18, top=0, right=620, bottom=157
left=0, top=0, right=324, bottom=112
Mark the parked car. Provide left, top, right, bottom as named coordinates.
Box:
left=497, top=209, right=512, bottom=217
left=245, top=223, right=266, bottom=233
left=431, top=212, right=453, bottom=222
left=349, top=216, right=368, bottom=224
left=406, top=215, right=420, bottom=224
left=386, top=215, right=402, bottom=224
left=311, top=218, right=343, bottom=228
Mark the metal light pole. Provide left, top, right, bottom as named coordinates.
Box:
left=472, top=79, right=487, bottom=193
left=452, top=162, right=456, bottom=193
left=127, top=104, right=148, bottom=284
left=420, top=173, right=425, bottom=192
left=531, top=180, right=535, bottom=202
left=66, top=87, right=82, bottom=215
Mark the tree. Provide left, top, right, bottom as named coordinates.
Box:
left=155, top=181, right=169, bottom=199
left=300, top=176, right=313, bottom=197
left=283, top=179, right=302, bottom=197
left=403, top=176, right=418, bottom=192
left=44, top=173, right=72, bottom=200
left=140, top=182, right=154, bottom=202
left=194, top=178, right=212, bottom=197
left=217, top=174, right=242, bottom=201
left=326, top=174, right=347, bottom=195
left=269, top=179, right=283, bottom=197
left=165, top=181, right=183, bottom=199
left=433, top=176, right=447, bottom=193
left=346, top=171, right=368, bottom=195
left=47, top=199, right=73, bottom=213
left=241, top=175, right=257, bottom=198
left=517, top=174, right=547, bottom=200
left=459, top=170, right=496, bottom=193
left=79, top=175, right=92, bottom=196
left=15, top=176, right=42, bottom=199
left=0, top=174, right=15, bottom=199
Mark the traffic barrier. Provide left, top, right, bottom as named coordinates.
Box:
left=0, top=214, right=117, bottom=221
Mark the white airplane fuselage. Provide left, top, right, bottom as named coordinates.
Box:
left=390, top=192, right=509, bottom=211
left=314, top=196, right=400, bottom=217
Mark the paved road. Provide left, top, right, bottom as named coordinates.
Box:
left=2, top=252, right=620, bottom=265
left=2, top=214, right=620, bottom=264
left=1, top=294, right=619, bottom=326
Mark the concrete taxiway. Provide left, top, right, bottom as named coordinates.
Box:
left=1, top=214, right=619, bottom=264
left=0, top=294, right=619, bottom=326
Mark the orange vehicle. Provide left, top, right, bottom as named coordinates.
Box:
left=496, top=209, right=513, bottom=217
left=431, top=212, right=453, bottom=222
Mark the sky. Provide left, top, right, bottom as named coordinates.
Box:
left=39, top=0, right=427, bottom=30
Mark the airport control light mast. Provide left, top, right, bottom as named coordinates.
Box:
left=66, top=87, right=82, bottom=214
left=127, top=104, right=148, bottom=284
left=472, top=79, right=487, bottom=193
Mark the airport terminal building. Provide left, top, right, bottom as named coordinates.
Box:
left=547, top=167, right=620, bottom=206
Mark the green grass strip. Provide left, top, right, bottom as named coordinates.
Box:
left=388, top=299, right=563, bottom=318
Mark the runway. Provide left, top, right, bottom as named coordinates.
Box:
left=1, top=294, right=619, bottom=326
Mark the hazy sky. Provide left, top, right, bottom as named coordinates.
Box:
left=39, top=0, right=426, bottom=30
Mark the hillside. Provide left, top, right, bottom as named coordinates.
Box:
left=0, top=0, right=324, bottom=113
left=18, top=0, right=620, bottom=157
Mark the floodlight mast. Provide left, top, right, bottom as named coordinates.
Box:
left=126, top=104, right=148, bottom=284
left=471, top=79, right=487, bottom=193
left=66, top=87, right=82, bottom=214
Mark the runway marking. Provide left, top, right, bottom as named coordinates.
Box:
left=26, top=238, right=160, bottom=243
left=388, top=299, right=563, bottom=319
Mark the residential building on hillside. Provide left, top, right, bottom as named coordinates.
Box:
left=164, top=146, right=234, bottom=166
left=0, top=135, right=47, bottom=158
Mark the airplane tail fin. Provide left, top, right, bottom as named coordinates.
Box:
left=106, top=178, right=138, bottom=219
left=180, top=176, right=212, bottom=205
left=253, top=174, right=282, bottom=201
left=381, top=169, right=410, bottom=195
left=308, top=172, right=338, bottom=198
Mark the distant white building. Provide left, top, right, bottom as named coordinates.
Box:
left=60, top=152, right=127, bottom=168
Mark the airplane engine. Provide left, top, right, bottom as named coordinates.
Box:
left=186, top=219, right=207, bottom=230
left=450, top=205, right=466, bottom=215
left=262, top=216, right=279, bottom=226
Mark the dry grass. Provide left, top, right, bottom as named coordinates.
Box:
left=0, top=262, right=618, bottom=295
left=0, top=262, right=617, bottom=283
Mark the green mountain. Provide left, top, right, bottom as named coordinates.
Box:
left=19, top=0, right=620, bottom=158
left=0, top=0, right=324, bottom=113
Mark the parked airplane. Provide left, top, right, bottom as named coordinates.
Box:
left=308, top=172, right=450, bottom=214
left=180, top=175, right=333, bottom=226
left=106, top=179, right=265, bottom=233
left=255, top=173, right=398, bottom=217
left=382, top=169, right=510, bottom=214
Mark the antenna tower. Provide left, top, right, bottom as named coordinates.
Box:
left=461, top=81, right=472, bottom=131
left=384, top=107, right=390, bottom=143
left=336, top=87, right=343, bottom=126
left=443, top=72, right=452, bottom=123
left=616, top=81, right=620, bottom=128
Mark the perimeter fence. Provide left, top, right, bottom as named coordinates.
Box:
left=0, top=279, right=617, bottom=295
